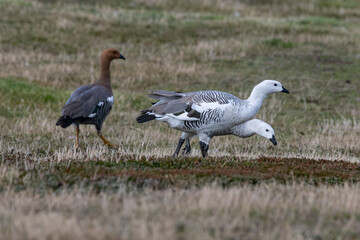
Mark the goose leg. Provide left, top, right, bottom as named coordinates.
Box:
left=182, top=138, right=192, bottom=156
left=199, top=141, right=209, bottom=158
left=172, top=138, right=185, bottom=158
left=198, top=134, right=211, bottom=158
left=173, top=132, right=195, bottom=157
left=75, top=125, right=80, bottom=148
left=97, top=131, right=119, bottom=147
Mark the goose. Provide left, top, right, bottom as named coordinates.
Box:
left=56, top=49, right=125, bottom=148
left=172, top=119, right=277, bottom=157
left=136, top=80, right=289, bottom=157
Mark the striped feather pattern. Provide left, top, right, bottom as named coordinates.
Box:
left=80, top=98, right=113, bottom=130
left=138, top=79, right=289, bottom=157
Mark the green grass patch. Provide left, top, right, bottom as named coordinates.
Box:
left=316, top=0, right=360, bottom=9
left=298, top=16, right=345, bottom=27
left=0, top=78, right=67, bottom=117
left=263, top=38, right=294, bottom=49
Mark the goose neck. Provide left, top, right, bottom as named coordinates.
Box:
left=97, top=58, right=112, bottom=90
left=231, top=121, right=255, bottom=138
left=247, top=84, right=268, bottom=107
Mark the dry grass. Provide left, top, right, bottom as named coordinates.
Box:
left=1, top=183, right=360, bottom=240
left=0, top=0, right=360, bottom=239
left=1, top=104, right=358, bottom=161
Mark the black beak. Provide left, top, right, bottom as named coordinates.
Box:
left=269, top=135, right=277, bottom=146
left=119, top=54, right=126, bottom=60
left=281, top=86, right=289, bottom=94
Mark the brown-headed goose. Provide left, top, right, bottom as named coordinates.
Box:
left=56, top=49, right=125, bottom=148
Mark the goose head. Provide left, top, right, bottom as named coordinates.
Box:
left=101, top=49, right=126, bottom=61
left=253, top=120, right=277, bottom=145
left=256, top=80, right=289, bottom=95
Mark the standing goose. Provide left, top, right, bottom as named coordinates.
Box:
left=172, top=119, right=277, bottom=157
left=137, top=80, right=289, bottom=157
left=56, top=49, right=125, bottom=148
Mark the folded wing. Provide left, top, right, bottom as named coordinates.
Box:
left=137, top=90, right=236, bottom=123
left=62, top=85, right=113, bottom=119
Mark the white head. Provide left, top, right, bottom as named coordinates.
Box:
left=230, top=119, right=277, bottom=145
left=255, top=80, right=289, bottom=96
left=252, top=119, right=277, bottom=145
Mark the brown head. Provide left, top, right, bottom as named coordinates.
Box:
left=100, top=48, right=126, bottom=62
left=97, top=49, right=125, bottom=89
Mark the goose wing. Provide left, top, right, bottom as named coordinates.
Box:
left=148, top=90, right=185, bottom=101
left=146, top=90, right=237, bottom=120
left=62, top=85, right=113, bottom=119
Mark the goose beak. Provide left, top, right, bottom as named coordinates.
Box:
left=119, top=54, right=126, bottom=60
left=281, top=86, right=289, bottom=94
left=269, top=135, right=277, bottom=145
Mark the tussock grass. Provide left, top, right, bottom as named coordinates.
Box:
left=0, top=0, right=359, bottom=238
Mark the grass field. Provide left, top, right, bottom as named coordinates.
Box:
left=0, top=0, right=359, bottom=239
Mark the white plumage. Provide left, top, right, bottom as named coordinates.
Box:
left=137, top=80, right=289, bottom=157
left=172, top=119, right=277, bottom=157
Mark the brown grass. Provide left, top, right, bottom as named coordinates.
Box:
left=0, top=0, right=360, bottom=239
left=1, top=183, right=360, bottom=240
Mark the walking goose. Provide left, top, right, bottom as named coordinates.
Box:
left=56, top=49, right=125, bottom=148
left=172, top=119, right=277, bottom=157
left=137, top=80, right=289, bottom=157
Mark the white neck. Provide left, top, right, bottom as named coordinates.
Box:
left=230, top=120, right=258, bottom=138
left=246, top=84, right=269, bottom=108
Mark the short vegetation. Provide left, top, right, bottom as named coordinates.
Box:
left=0, top=0, right=359, bottom=239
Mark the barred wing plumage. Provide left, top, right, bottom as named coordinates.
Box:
left=145, top=90, right=238, bottom=117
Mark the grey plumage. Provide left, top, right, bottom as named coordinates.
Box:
left=57, top=84, right=113, bottom=130
left=147, top=90, right=192, bottom=115
left=137, top=90, right=237, bottom=124
left=148, top=90, right=184, bottom=101
left=56, top=48, right=125, bottom=148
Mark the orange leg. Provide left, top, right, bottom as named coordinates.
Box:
left=75, top=126, right=80, bottom=148
left=97, top=131, right=119, bottom=148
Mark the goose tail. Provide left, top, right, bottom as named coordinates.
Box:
left=136, top=111, right=156, bottom=123
left=56, top=115, right=74, bottom=128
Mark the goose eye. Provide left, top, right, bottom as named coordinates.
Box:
left=274, top=83, right=278, bottom=86
left=113, top=51, right=117, bottom=54
left=266, top=129, right=269, bottom=132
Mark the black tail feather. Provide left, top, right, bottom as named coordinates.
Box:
left=56, top=115, right=74, bottom=128
left=136, top=112, right=156, bottom=123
